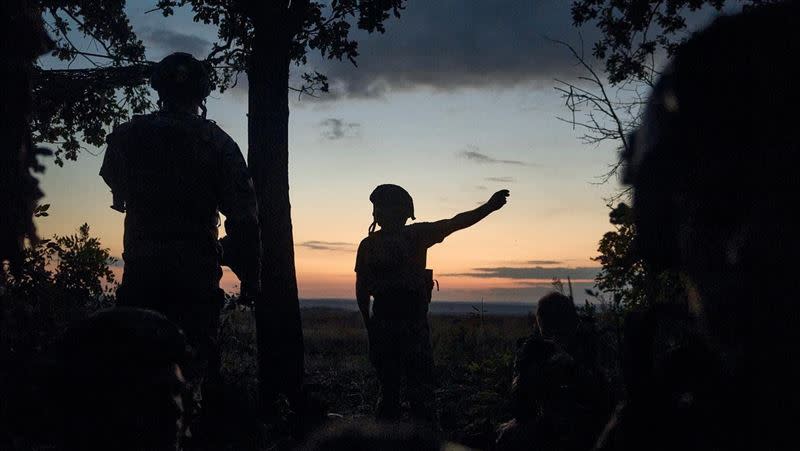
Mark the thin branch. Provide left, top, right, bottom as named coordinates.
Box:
left=304, top=3, right=359, bottom=36
left=60, top=8, right=116, bottom=61
left=65, top=50, right=148, bottom=65
left=549, top=37, right=630, bottom=153
left=49, top=8, right=101, bottom=68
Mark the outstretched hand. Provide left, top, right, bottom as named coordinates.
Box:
left=487, top=189, right=510, bottom=211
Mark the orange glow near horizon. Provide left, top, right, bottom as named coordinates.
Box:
left=44, top=206, right=603, bottom=303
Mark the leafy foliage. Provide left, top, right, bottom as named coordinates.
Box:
left=153, top=0, right=405, bottom=95
left=34, top=0, right=152, bottom=165
left=594, top=203, right=644, bottom=308
left=1, top=223, right=116, bottom=357
left=593, top=203, right=686, bottom=311
left=570, top=0, right=780, bottom=85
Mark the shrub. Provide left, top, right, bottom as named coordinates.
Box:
left=1, top=223, right=116, bottom=358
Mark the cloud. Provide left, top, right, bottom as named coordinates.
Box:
left=485, top=176, right=515, bottom=183
left=436, top=281, right=598, bottom=302
left=141, top=28, right=212, bottom=58
left=306, top=0, right=595, bottom=99
left=475, top=185, right=488, bottom=190
left=444, top=266, right=600, bottom=281
left=486, top=281, right=597, bottom=299
left=459, top=146, right=528, bottom=166
left=527, top=260, right=563, bottom=265
left=319, top=118, right=361, bottom=140
left=297, top=241, right=355, bottom=252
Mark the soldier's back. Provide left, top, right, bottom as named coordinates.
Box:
left=107, top=112, right=234, bottom=257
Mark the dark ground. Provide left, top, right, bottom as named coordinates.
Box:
left=215, top=307, right=537, bottom=450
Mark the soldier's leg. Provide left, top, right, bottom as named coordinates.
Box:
left=375, top=361, right=402, bottom=420
left=171, top=259, right=224, bottom=384
left=406, top=319, right=437, bottom=424
left=370, top=319, right=403, bottom=420
left=165, top=260, right=224, bottom=447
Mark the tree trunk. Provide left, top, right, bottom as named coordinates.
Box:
left=0, top=1, right=50, bottom=269
left=248, top=13, right=305, bottom=411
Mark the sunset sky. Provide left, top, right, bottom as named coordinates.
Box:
left=35, top=1, right=724, bottom=304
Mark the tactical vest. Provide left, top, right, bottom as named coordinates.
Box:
left=116, top=113, right=223, bottom=259
left=360, top=230, right=436, bottom=319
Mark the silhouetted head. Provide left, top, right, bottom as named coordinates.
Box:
left=54, top=307, right=189, bottom=451
left=151, top=52, right=211, bottom=115
left=299, top=419, right=451, bottom=451
left=536, top=292, right=578, bottom=345
left=369, top=184, right=416, bottom=233
left=622, top=1, right=800, bottom=350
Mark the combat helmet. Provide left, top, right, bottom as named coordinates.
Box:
left=150, top=52, right=211, bottom=104
left=369, top=184, right=415, bottom=233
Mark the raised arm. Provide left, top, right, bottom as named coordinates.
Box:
left=439, top=189, right=510, bottom=236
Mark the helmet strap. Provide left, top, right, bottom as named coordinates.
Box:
left=199, top=100, right=207, bottom=118
left=368, top=220, right=377, bottom=235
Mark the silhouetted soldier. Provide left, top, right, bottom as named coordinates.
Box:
left=537, top=292, right=611, bottom=419
left=53, top=308, right=189, bottom=451
left=597, top=2, right=800, bottom=449
left=536, top=292, right=578, bottom=348
left=100, top=52, right=260, bottom=432
left=498, top=293, right=611, bottom=451
left=497, top=337, right=563, bottom=451
left=355, top=184, right=509, bottom=422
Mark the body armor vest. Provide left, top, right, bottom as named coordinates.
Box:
left=119, top=113, right=222, bottom=258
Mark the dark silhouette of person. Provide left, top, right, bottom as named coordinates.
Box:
left=597, top=2, right=800, bottom=449
left=537, top=292, right=611, bottom=416
left=355, top=184, right=509, bottom=422
left=497, top=337, right=564, bottom=451
left=536, top=292, right=578, bottom=348
left=497, top=293, right=611, bottom=451
left=52, top=307, right=189, bottom=451
left=99, top=52, right=261, bottom=435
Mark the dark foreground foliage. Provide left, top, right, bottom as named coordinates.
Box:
left=217, top=305, right=622, bottom=450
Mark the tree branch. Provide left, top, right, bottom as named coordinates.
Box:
left=60, top=8, right=116, bottom=62
left=550, top=37, right=630, bottom=154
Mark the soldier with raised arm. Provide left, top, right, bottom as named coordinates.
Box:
left=99, top=52, right=261, bottom=435
left=355, top=184, right=509, bottom=422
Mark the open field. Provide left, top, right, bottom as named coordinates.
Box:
left=218, top=307, right=536, bottom=450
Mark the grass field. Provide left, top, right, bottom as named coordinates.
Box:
left=217, top=306, right=536, bottom=450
